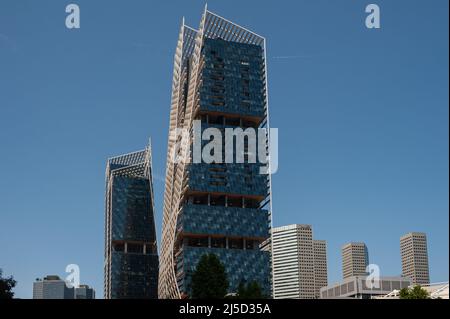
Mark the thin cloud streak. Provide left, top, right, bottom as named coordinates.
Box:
left=271, top=55, right=313, bottom=60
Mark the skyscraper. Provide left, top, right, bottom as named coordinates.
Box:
left=341, top=242, right=369, bottom=279
left=159, top=8, right=272, bottom=299
left=33, top=275, right=74, bottom=299
left=272, top=224, right=328, bottom=299
left=400, top=232, right=430, bottom=285
left=104, top=144, right=159, bottom=299
left=313, top=240, right=328, bottom=298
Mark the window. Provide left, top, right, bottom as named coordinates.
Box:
left=245, top=198, right=260, bottom=209
left=229, top=238, right=244, bottom=249
left=209, top=115, right=224, bottom=125
left=225, top=117, right=240, bottom=127
left=210, top=195, right=226, bottom=206
left=145, top=244, right=156, bottom=255
left=211, top=237, right=226, bottom=248
left=127, top=243, right=143, bottom=254
left=190, top=194, right=208, bottom=205
left=241, top=101, right=251, bottom=108
left=245, top=240, right=256, bottom=250
left=209, top=166, right=226, bottom=173
left=113, top=243, right=124, bottom=252
left=187, top=237, right=208, bottom=248
left=209, top=181, right=226, bottom=186
left=227, top=196, right=242, bottom=207
left=210, top=174, right=226, bottom=181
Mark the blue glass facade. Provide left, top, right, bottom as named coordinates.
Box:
left=104, top=148, right=159, bottom=299
left=110, top=252, right=158, bottom=299
left=180, top=247, right=271, bottom=295
left=180, top=204, right=269, bottom=239
left=187, top=163, right=268, bottom=197
left=200, top=38, right=266, bottom=118
left=111, top=177, right=155, bottom=242
left=174, top=37, right=271, bottom=297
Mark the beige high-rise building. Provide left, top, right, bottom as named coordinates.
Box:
left=272, top=224, right=328, bottom=299
left=400, top=232, right=430, bottom=285
left=313, top=240, right=328, bottom=298
left=342, top=242, right=369, bottom=279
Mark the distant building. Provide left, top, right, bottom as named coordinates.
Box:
left=272, top=224, right=328, bottom=299
left=33, top=275, right=74, bottom=299
left=104, top=145, right=159, bottom=299
left=400, top=232, right=430, bottom=285
left=75, top=285, right=95, bottom=299
left=342, top=242, right=369, bottom=279
left=320, top=275, right=412, bottom=299
left=313, top=240, right=328, bottom=298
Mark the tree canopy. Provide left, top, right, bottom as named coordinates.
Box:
left=236, top=280, right=267, bottom=299
left=399, top=285, right=430, bottom=299
left=0, top=268, right=17, bottom=299
left=191, top=253, right=229, bottom=299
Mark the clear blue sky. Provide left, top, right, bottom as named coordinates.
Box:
left=0, top=0, right=448, bottom=299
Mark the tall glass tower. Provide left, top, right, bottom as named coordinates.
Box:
left=104, top=144, right=159, bottom=299
left=159, top=8, right=273, bottom=299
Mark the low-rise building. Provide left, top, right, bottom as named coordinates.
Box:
left=320, top=275, right=411, bottom=299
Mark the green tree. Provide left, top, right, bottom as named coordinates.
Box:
left=399, top=285, right=430, bottom=299
left=191, top=254, right=229, bottom=299
left=0, top=269, right=17, bottom=299
left=237, top=280, right=266, bottom=299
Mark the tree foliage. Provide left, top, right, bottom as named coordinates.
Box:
left=0, top=268, right=17, bottom=299
left=236, top=280, right=266, bottom=299
left=399, top=285, right=430, bottom=299
left=191, top=254, right=229, bottom=299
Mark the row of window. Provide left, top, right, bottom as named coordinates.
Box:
left=199, top=114, right=259, bottom=128
left=112, top=242, right=156, bottom=255
left=184, top=236, right=261, bottom=250
left=186, top=193, right=260, bottom=208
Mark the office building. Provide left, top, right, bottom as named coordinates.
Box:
left=272, top=224, right=328, bottom=299
left=33, top=275, right=74, bottom=299
left=320, top=275, right=412, bottom=299
left=400, top=232, right=430, bottom=285
left=313, top=240, right=328, bottom=298
left=104, top=144, right=159, bottom=299
left=159, top=8, right=272, bottom=298
left=342, top=242, right=369, bottom=279
left=75, top=285, right=95, bottom=299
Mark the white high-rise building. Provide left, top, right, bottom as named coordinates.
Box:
left=33, top=275, right=74, bottom=299
left=400, top=232, right=430, bottom=285
left=272, top=224, right=328, bottom=299
left=341, top=242, right=369, bottom=279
